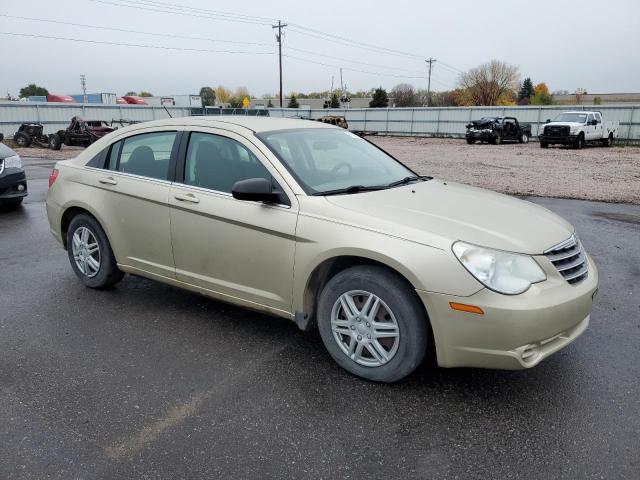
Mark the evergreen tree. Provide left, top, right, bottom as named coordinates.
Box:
left=369, top=87, right=389, bottom=108
left=287, top=94, right=299, bottom=108
left=19, top=84, right=49, bottom=98
left=329, top=93, right=340, bottom=108
left=267, top=99, right=274, bottom=108
left=518, top=78, right=534, bottom=101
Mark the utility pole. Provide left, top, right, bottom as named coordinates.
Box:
left=425, top=57, right=436, bottom=107
left=272, top=20, right=287, bottom=107
left=80, top=74, right=87, bottom=103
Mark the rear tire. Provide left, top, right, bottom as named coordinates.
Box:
left=519, top=133, right=529, bottom=144
left=66, top=213, right=124, bottom=288
left=49, top=134, right=62, bottom=150
left=317, top=265, right=428, bottom=383
left=14, top=132, right=31, bottom=148
left=540, top=142, right=549, bottom=148
left=466, top=138, right=475, bottom=144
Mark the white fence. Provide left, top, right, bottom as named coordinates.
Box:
left=1, top=103, right=640, bottom=141
left=0, top=102, right=191, bottom=138
left=268, top=105, right=640, bottom=141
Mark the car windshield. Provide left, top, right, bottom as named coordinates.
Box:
left=257, top=128, right=418, bottom=195
left=554, top=113, right=588, bottom=123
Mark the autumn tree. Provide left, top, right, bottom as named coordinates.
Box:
left=199, top=86, right=216, bottom=106
left=369, top=87, right=389, bottom=108
left=390, top=83, right=416, bottom=107
left=228, top=96, right=243, bottom=108
left=530, top=82, right=553, bottom=105
left=215, top=86, right=232, bottom=104
left=19, top=84, right=49, bottom=98
left=458, top=60, right=520, bottom=106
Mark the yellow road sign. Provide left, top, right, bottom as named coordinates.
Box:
left=242, top=96, right=250, bottom=108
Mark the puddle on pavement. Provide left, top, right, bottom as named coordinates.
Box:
left=591, top=211, right=640, bottom=225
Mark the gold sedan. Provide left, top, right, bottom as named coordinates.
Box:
left=46, top=116, right=598, bottom=382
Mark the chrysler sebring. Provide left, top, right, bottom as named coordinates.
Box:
left=46, top=117, right=598, bottom=382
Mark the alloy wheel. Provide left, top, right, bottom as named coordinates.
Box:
left=330, top=290, right=400, bottom=367
left=71, top=226, right=101, bottom=278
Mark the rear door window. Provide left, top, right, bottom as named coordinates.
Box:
left=109, top=132, right=177, bottom=181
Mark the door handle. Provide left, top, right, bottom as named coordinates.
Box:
left=98, top=176, right=117, bottom=185
left=174, top=193, right=200, bottom=204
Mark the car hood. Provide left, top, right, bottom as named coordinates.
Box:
left=0, top=142, right=17, bottom=159
left=323, top=180, right=574, bottom=254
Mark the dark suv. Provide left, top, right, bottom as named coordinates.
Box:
left=0, top=143, right=28, bottom=207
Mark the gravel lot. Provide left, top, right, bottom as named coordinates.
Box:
left=370, top=137, right=640, bottom=204
left=8, top=136, right=640, bottom=204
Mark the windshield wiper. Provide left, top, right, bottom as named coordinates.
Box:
left=313, top=185, right=387, bottom=196
left=387, top=175, right=428, bottom=187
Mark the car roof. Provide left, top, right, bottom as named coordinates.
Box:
left=115, top=115, right=337, bottom=135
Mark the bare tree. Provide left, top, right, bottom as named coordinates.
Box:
left=458, top=60, right=520, bottom=106
left=390, top=83, right=416, bottom=107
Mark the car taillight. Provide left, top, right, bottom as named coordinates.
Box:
left=48, top=168, right=59, bottom=188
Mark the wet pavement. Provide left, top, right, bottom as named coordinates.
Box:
left=1, top=158, right=638, bottom=479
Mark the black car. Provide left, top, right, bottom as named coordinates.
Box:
left=465, top=116, right=532, bottom=145
left=0, top=142, right=28, bottom=207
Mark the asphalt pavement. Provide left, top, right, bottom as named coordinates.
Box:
left=1, top=157, right=639, bottom=479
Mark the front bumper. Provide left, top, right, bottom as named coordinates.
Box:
left=539, top=134, right=578, bottom=145
left=0, top=168, right=28, bottom=202
left=466, top=131, right=496, bottom=141
left=418, top=254, right=598, bottom=369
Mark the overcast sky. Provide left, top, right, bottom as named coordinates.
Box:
left=2, top=0, right=639, bottom=97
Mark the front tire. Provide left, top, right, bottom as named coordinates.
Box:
left=66, top=213, right=124, bottom=288
left=540, top=141, right=549, bottom=148
left=492, top=134, right=502, bottom=145
left=519, top=133, right=529, bottom=144
left=14, top=132, right=31, bottom=148
left=317, top=265, right=428, bottom=383
left=466, top=138, right=476, bottom=145
left=573, top=134, right=585, bottom=149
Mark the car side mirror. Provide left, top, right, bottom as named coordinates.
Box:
left=545, top=119, right=551, bottom=123
left=590, top=119, right=598, bottom=126
left=232, top=178, right=279, bottom=203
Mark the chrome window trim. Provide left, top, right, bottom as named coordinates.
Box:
left=85, top=166, right=173, bottom=185
left=0, top=159, right=4, bottom=175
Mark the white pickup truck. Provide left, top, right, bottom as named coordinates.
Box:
left=538, top=111, right=619, bottom=149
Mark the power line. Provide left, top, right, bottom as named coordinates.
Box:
left=0, top=31, right=276, bottom=55
left=86, top=0, right=468, bottom=73
left=87, top=0, right=275, bottom=26
left=0, top=14, right=274, bottom=48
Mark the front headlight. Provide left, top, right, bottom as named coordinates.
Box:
left=452, top=241, right=546, bottom=295
left=3, top=154, right=22, bottom=169
left=570, top=127, right=580, bottom=134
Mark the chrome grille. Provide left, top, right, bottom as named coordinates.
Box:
left=544, top=125, right=570, bottom=136
left=545, top=235, right=588, bottom=285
